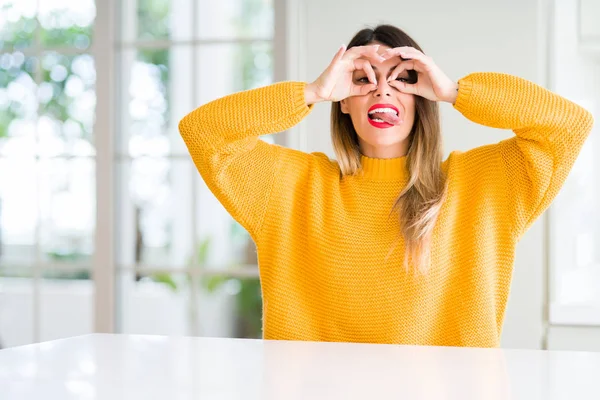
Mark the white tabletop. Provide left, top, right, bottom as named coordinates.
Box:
left=0, top=334, right=599, bottom=399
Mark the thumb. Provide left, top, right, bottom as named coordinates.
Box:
left=350, top=83, right=377, bottom=97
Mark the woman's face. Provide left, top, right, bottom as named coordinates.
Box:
left=340, top=42, right=416, bottom=159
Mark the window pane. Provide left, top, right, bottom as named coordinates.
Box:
left=38, top=52, right=96, bottom=157
left=118, top=271, right=190, bottom=335
left=196, top=0, right=273, bottom=39
left=551, top=132, right=600, bottom=307
left=548, top=0, right=600, bottom=326
left=119, top=0, right=194, bottom=42
left=121, top=0, right=272, bottom=42
left=115, top=159, right=195, bottom=268
left=40, top=269, right=93, bottom=342
left=115, top=157, right=255, bottom=270
left=0, top=53, right=38, bottom=155
left=195, top=174, right=255, bottom=271
left=0, top=269, right=34, bottom=348
left=198, top=275, right=262, bottom=338
left=136, top=0, right=171, bottom=41
left=120, top=43, right=273, bottom=157
left=0, top=0, right=37, bottom=52
left=118, top=271, right=261, bottom=338
left=120, top=47, right=192, bottom=156
left=0, top=157, right=37, bottom=266
left=38, top=158, right=95, bottom=265
left=196, top=42, right=273, bottom=106
left=38, top=0, right=95, bottom=49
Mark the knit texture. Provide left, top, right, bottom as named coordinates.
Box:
left=179, top=73, right=594, bottom=347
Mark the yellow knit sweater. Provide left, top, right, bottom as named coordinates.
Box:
left=179, top=73, right=594, bottom=347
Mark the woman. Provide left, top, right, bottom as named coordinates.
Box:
left=179, top=25, right=593, bottom=347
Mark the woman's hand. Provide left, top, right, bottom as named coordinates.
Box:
left=305, top=44, right=385, bottom=104
left=381, top=46, right=458, bottom=104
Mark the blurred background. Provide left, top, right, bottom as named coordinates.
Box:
left=0, top=0, right=597, bottom=351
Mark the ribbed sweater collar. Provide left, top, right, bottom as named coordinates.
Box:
left=359, top=154, right=408, bottom=181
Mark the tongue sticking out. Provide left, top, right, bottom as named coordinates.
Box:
left=370, top=112, right=401, bottom=125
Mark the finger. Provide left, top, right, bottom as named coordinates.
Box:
left=381, top=46, right=424, bottom=57
left=383, top=46, right=425, bottom=59
left=350, top=83, right=377, bottom=97
left=389, top=79, right=418, bottom=95
left=395, top=52, right=434, bottom=74
left=387, top=61, right=415, bottom=81
left=391, top=58, right=430, bottom=77
left=354, top=59, right=377, bottom=85
left=329, top=44, right=346, bottom=66
left=345, top=45, right=386, bottom=62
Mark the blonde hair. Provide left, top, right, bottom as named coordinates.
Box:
left=331, top=25, right=448, bottom=273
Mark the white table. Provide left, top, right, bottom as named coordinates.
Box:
left=0, top=334, right=599, bottom=399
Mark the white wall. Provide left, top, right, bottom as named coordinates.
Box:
left=284, top=0, right=549, bottom=349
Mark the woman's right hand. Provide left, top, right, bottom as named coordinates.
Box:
left=305, top=44, right=385, bottom=105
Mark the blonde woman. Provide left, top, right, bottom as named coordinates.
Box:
left=179, top=25, right=593, bottom=347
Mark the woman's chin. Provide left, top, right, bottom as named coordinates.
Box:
left=362, top=132, right=407, bottom=147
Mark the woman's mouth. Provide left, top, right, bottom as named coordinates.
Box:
left=368, top=118, right=395, bottom=129
left=367, top=104, right=402, bottom=129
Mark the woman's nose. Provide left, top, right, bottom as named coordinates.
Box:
left=373, top=78, right=392, bottom=97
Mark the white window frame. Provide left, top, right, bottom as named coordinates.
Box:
left=92, top=0, right=297, bottom=334
left=547, top=0, right=600, bottom=329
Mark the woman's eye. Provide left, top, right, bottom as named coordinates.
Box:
left=357, top=76, right=408, bottom=83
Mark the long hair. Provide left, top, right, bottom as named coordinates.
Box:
left=331, top=24, right=448, bottom=273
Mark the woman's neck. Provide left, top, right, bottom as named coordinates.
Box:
left=359, top=141, right=409, bottom=159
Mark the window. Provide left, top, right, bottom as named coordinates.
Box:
left=114, top=0, right=273, bottom=339
left=549, top=0, right=600, bottom=326
left=0, top=0, right=97, bottom=347
left=0, top=0, right=275, bottom=348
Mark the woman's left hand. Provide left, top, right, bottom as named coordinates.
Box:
left=381, top=46, right=458, bottom=104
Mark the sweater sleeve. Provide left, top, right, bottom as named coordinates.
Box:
left=178, top=81, right=314, bottom=242
left=453, top=72, right=594, bottom=238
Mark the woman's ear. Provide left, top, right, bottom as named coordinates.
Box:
left=340, top=99, right=349, bottom=114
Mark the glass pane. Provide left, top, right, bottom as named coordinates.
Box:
left=0, top=268, right=34, bottom=347
left=122, top=0, right=205, bottom=42
left=118, top=271, right=262, bottom=338
left=119, top=0, right=194, bottom=42
left=115, top=159, right=194, bottom=268
left=0, top=53, right=38, bottom=155
left=0, top=0, right=37, bottom=52
left=0, top=157, right=37, bottom=266
left=198, top=275, right=262, bottom=338
left=136, top=0, right=170, bottom=41
left=193, top=42, right=273, bottom=144
left=118, top=271, right=190, bottom=335
left=120, top=47, right=192, bottom=156
left=38, top=52, right=95, bottom=157
left=38, top=158, right=95, bottom=265
left=551, top=131, right=600, bottom=308
left=196, top=42, right=273, bottom=106
left=40, top=269, right=93, bottom=342
left=38, top=0, right=95, bottom=49
left=120, top=0, right=272, bottom=42
left=196, top=0, right=273, bottom=39
left=195, top=174, right=255, bottom=271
